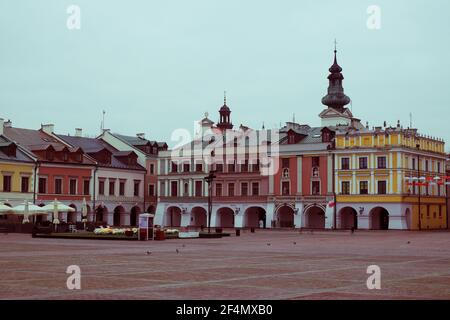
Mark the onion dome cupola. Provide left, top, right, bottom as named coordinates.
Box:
left=216, top=91, right=233, bottom=131
left=321, top=47, right=351, bottom=113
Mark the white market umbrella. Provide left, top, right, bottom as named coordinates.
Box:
left=0, top=202, right=13, bottom=214
left=12, top=201, right=47, bottom=214
left=41, top=199, right=76, bottom=213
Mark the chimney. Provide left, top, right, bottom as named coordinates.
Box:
left=41, top=124, right=55, bottom=134
left=136, top=133, right=145, bottom=139
left=0, top=118, right=4, bottom=135
left=75, top=128, right=82, bottom=137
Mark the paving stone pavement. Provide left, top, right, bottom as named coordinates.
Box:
left=1, top=230, right=450, bottom=300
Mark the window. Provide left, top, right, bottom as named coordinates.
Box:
left=341, top=158, right=350, bottom=170
left=55, top=178, right=63, bottom=194
left=216, top=183, right=222, bottom=196
left=2, top=175, right=11, bottom=192
left=83, top=180, right=90, bottom=195
left=69, top=179, right=77, bottom=195
left=412, top=158, right=416, bottom=170
left=170, top=181, right=178, bottom=197
left=228, top=162, right=235, bottom=172
left=109, top=180, right=115, bottom=196
left=252, top=160, right=260, bottom=172
left=377, top=156, right=387, bottom=169
left=38, top=177, right=47, bottom=194
left=216, top=163, right=223, bottom=172
left=195, top=163, right=203, bottom=172
left=378, top=180, right=387, bottom=194
left=241, top=182, right=248, bottom=196
left=99, top=180, right=105, bottom=195
left=134, top=181, right=140, bottom=197
left=425, top=160, right=429, bottom=172
left=195, top=181, right=203, bottom=197
left=252, top=182, right=259, bottom=196
left=360, top=181, right=369, bottom=195
left=21, top=177, right=29, bottom=193
left=150, top=164, right=155, bottom=175
left=341, top=181, right=350, bottom=195
left=148, top=184, right=155, bottom=196
left=359, top=157, right=368, bottom=169
left=228, top=183, right=235, bottom=197
left=241, top=160, right=249, bottom=172
left=312, top=181, right=320, bottom=195
left=312, top=157, right=320, bottom=168
left=184, top=182, right=189, bottom=196
left=63, top=152, right=68, bottom=162
left=282, top=181, right=290, bottom=195
left=183, top=163, right=190, bottom=172
left=171, top=161, right=178, bottom=173
left=438, top=162, right=441, bottom=173
left=282, top=158, right=290, bottom=169
left=119, top=181, right=125, bottom=196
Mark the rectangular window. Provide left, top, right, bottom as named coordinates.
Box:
left=69, top=179, right=77, bottom=195
left=437, top=162, right=441, bottom=173
left=195, top=181, right=203, bottom=197
left=241, top=182, right=248, bottom=196
left=170, top=181, right=178, bottom=197
left=282, top=181, right=290, bottom=195
left=109, top=180, right=115, bottom=196
left=228, top=162, right=235, bottom=172
left=119, top=181, right=125, bottom=196
left=215, top=183, right=222, bottom=197
left=195, top=163, right=203, bottom=172
left=171, top=161, right=178, bottom=173
left=134, top=181, right=140, bottom=197
left=21, top=177, right=29, bottom=193
left=341, top=181, right=350, bottom=195
left=216, top=163, right=223, bottom=172
left=282, top=158, right=290, bottom=169
left=150, top=164, right=155, bottom=175
left=99, top=180, right=105, bottom=195
left=55, top=178, right=63, bottom=194
left=83, top=180, right=90, bottom=195
left=312, top=157, right=320, bottom=167
left=312, top=181, right=320, bottom=195
left=359, top=157, right=368, bottom=169
left=425, top=160, right=429, bottom=172
left=252, top=182, right=259, bottom=196
left=148, top=184, right=155, bottom=196
left=228, top=183, right=235, bottom=197
left=3, top=175, right=12, bottom=192
left=241, top=160, right=249, bottom=172
left=377, top=156, right=387, bottom=169
left=38, top=177, right=47, bottom=194
left=183, top=163, right=190, bottom=172
left=341, top=157, right=350, bottom=170
left=360, top=181, right=369, bottom=195
left=378, top=180, right=387, bottom=194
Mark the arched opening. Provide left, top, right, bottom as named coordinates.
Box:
left=130, top=206, right=141, bottom=227
left=370, top=207, right=390, bottom=230
left=244, top=207, right=266, bottom=228
left=217, top=207, right=234, bottom=228
left=113, top=206, right=125, bottom=226
left=95, top=206, right=108, bottom=224
left=190, top=207, right=207, bottom=227
left=277, top=206, right=294, bottom=228
left=405, top=208, right=411, bottom=230
left=67, top=204, right=77, bottom=223
left=147, top=205, right=156, bottom=214
left=339, top=207, right=358, bottom=229
left=164, top=206, right=181, bottom=227
left=305, top=206, right=325, bottom=229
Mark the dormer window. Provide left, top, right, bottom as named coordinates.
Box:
left=288, top=134, right=295, bottom=144
left=47, top=150, right=54, bottom=161
left=63, top=152, right=69, bottom=162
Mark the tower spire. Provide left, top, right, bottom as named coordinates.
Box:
left=224, top=90, right=227, bottom=105
left=321, top=44, right=350, bottom=113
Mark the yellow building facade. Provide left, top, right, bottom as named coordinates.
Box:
left=334, top=124, right=447, bottom=230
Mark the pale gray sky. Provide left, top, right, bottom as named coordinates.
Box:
left=1, top=0, right=449, bottom=150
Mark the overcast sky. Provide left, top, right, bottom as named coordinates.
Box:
left=1, top=0, right=449, bottom=150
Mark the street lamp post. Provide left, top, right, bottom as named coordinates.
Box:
left=416, top=144, right=421, bottom=231
left=204, top=170, right=217, bottom=234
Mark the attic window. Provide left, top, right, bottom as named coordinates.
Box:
left=47, top=150, right=54, bottom=161
left=313, top=134, right=321, bottom=138
left=63, top=152, right=68, bottom=161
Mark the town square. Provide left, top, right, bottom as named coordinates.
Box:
left=1, top=1, right=450, bottom=304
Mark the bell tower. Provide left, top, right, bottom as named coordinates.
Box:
left=216, top=91, right=233, bottom=131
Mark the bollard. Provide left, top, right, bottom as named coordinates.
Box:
left=236, top=229, right=241, bottom=236
left=250, top=227, right=255, bottom=233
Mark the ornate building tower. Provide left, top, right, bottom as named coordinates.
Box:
left=319, top=47, right=354, bottom=127
left=216, top=92, right=233, bottom=131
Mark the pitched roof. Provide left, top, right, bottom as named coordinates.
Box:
left=0, top=135, right=34, bottom=163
